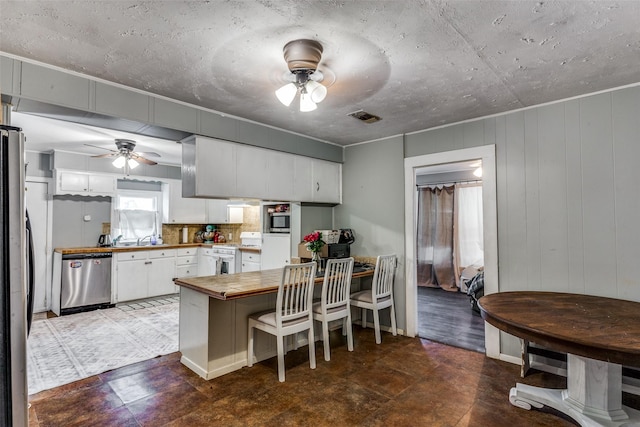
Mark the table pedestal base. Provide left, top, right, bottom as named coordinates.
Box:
left=509, top=355, right=640, bottom=426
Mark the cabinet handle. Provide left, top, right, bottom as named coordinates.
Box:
left=145, top=261, right=152, bottom=265
left=316, top=182, right=320, bottom=192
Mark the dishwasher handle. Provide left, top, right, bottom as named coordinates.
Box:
left=62, top=252, right=113, bottom=260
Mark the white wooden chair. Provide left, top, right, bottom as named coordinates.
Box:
left=312, top=257, right=355, bottom=361
left=247, top=262, right=317, bottom=382
left=350, top=254, right=397, bottom=344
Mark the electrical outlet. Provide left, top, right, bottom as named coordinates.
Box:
left=228, top=233, right=233, bottom=241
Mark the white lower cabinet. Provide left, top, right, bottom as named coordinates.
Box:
left=197, top=247, right=217, bottom=276
left=241, top=251, right=261, bottom=272
left=176, top=247, right=199, bottom=278
left=114, top=249, right=177, bottom=303
left=149, top=250, right=179, bottom=296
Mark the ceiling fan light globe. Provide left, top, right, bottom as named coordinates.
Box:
left=275, top=83, right=297, bottom=106
left=299, top=92, right=317, bottom=112
left=112, top=156, right=126, bottom=168
left=128, top=158, right=139, bottom=169
left=306, top=80, right=327, bottom=103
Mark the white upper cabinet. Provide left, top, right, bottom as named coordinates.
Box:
left=312, top=159, right=342, bottom=204
left=182, top=136, right=236, bottom=198
left=236, top=144, right=268, bottom=198
left=267, top=150, right=294, bottom=201
left=206, top=200, right=243, bottom=224
left=54, top=170, right=116, bottom=196
left=292, top=155, right=313, bottom=202
left=163, top=179, right=206, bottom=224
left=182, top=136, right=341, bottom=204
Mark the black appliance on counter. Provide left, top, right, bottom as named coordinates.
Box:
left=326, top=243, right=350, bottom=259
left=326, top=229, right=356, bottom=259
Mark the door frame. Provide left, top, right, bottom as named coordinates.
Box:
left=25, top=177, right=54, bottom=313
left=404, top=145, right=499, bottom=359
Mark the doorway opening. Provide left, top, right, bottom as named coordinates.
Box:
left=404, top=145, right=499, bottom=359
left=415, top=162, right=485, bottom=352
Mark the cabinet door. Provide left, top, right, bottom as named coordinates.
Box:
left=241, top=252, right=261, bottom=272
left=88, top=174, right=115, bottom=193
left=197, top=255, right=217, bottom=276
left=116, top=259, right=148, bottom=302
left=266, top=151, right=293, bottom=201
left=148, top=257, right=178, bottom=296
left=167, top=179, right=206, bottom=223
left=236, top=144, right=267, bottom=198
left=292, top=156, right=313, bottom=202
left=261, top=234, right=291, bottom=270
left=228, top=207, right=243, bottom=224
left=312, top=160, right=341, bottom=204
left=193, top=137, right=236, bottom=197
left=59, top=171, right=89, bottom=193
left=206, top=199, right=229, bottom=223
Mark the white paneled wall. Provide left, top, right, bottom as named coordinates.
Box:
left=406, top=85, right=640, bottom=302
left=405, top=85, right=640, bottom=357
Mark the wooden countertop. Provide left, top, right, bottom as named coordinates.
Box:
left=478, top=291, right=640, bottom=366
left=174, top=267, right=375, bottom=301
left=55, top=243, right=215, bottom=255
left=238, top=246, right=261, bottom=253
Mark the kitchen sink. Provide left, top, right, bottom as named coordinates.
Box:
left=114, top=242, right=169, bottom=248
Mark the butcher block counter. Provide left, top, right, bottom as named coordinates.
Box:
left=174, top=266, right=374, bottom=380
left=174, top=266, right=374, bottom=300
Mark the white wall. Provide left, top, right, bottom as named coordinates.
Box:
left=340, top=84, right=640, bottom=356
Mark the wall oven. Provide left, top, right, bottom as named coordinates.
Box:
left=269, top=212, right=290, bottom=233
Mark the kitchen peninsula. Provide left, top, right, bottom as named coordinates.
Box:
left=174, top=266, right=374, bottom=380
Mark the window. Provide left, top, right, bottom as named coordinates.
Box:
left=111, top=189, right=162, bottom=244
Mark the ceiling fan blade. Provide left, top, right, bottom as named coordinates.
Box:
left=131, top=154, right=158, bottom=165
left=134, top=151, right=161, bottom=158
left=84, top=143, right=117, bottom=153
left=91, top=153, right=119, bottom=159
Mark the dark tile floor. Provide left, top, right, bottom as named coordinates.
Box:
left=30, top=326, right=638, bottom=427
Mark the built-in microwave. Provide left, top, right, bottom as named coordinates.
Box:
left=269, top=212, right=290, bottom=233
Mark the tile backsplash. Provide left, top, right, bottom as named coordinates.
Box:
left=102, top=206, right=261, bottom=245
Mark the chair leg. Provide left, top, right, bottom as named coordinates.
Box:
left=361, top=308, right=367, bottom=328
left=373, top=308, right=381, bottom=344
left=346, top=312, right=354, bottom=352
left=277, top=335, right=286, bottom=382
left=307, top=327, right=316, bottom=369
left=247, top=324, right=254, bottom=367
left=390, top=303, right=397, bottom=336
left=322, top=320, right=331, bottom=361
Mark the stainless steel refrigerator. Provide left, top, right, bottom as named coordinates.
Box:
left=1, top=125, right=31, bottom=426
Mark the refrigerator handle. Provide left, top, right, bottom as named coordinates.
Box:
left=26, top=210, right=35, bottom=335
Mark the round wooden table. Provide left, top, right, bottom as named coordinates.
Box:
left=479, top=291, right=640, bottom=426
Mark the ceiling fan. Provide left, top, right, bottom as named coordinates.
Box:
left=275, top=39, right=329, bottom=112
left=86, top=139, right=160, bottom=174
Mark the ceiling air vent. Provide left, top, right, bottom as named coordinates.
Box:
left=347, top=110, right=381, bottom=124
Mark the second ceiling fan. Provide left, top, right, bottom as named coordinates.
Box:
left=88, top=139, right=160, bottom=174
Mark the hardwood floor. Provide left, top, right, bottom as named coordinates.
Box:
left=417, top=286, right=485, bottom=353
left=28, top=326, right=590, bottom=427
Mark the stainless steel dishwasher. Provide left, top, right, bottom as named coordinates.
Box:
left=61, top=252, right=114, bottom=315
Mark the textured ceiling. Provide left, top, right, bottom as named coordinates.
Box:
left=1, top=0, right=640, bottom=147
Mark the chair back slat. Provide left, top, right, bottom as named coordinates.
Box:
left=372, top=254, right=396, bottom=299
left=277, top=262, right=316, bottom=324
left=322, top=258, right=354, bottom=311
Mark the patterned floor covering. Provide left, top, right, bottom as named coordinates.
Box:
left=27, top=296, right=179, bottom=395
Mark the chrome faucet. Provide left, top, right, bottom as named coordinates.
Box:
left=112, top=235, right=124, bottom=246
left=137, top=235, right=152, bottom=246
